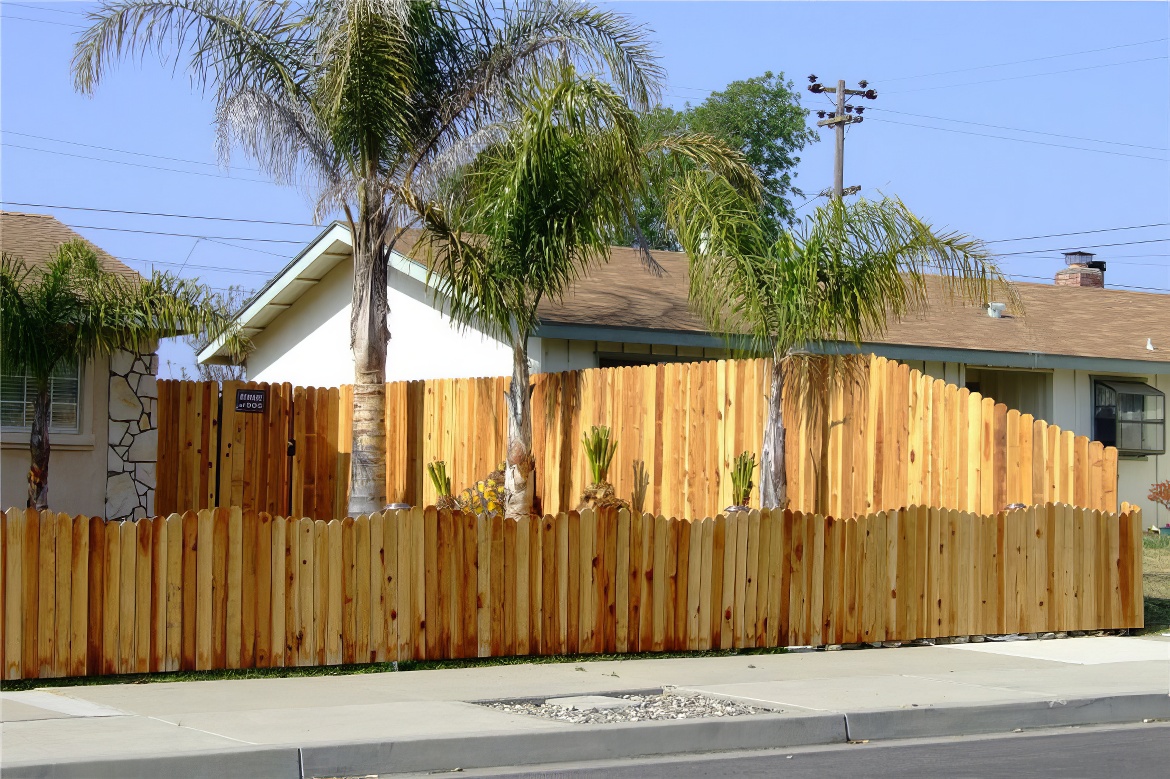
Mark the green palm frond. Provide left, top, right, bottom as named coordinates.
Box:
left=0, top=241, right=248, bottom=387
left=675, top=193, right=1015, bottom=360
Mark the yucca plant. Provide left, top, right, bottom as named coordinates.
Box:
left=583, top=426, right=617, bottom=485
left=729, top=451, right=757, bottom=510
left=631, top=459, right=649, bottom=515
left=426, top=460, right=459, bottom=512
left=579, top=425, right=624, bottom=512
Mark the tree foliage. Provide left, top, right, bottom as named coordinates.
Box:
left=629, top=70, right=817, bottom=249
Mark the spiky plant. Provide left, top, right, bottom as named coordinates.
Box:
left=426, top=460, right=459, bottom=512
left=729, top=451, right=756, bottom=510
left=576, top=425, right=623, bottom=512
left=631, top=459, right=649, bottom=515
left=583, top=426, right=617, bottom=485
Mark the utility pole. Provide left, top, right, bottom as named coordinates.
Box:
left=807, top=76, right=877, bottom=200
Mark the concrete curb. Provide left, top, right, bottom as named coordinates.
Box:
left=2, top=745, right=301, bottom=779
left=4, top=692, right=1167, bottom=778
left=845, top=692, right=1170, bottom=742
left=299, top=712, right=845, bottom=777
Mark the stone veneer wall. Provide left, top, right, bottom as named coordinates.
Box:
left=106, top=348, right=158, bottom=520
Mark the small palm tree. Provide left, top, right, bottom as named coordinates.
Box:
left=73, top=0, right=663, bottom=516
left=0, top=241, right=243, bottom=510
left=416, top=67, right=760, bottom=519
left=670, top=191, right=1015, bottom=509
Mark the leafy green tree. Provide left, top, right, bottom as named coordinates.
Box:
left=0, top=241, right=243, bottom=510
left=669, top=190, right=1015, bottom=509
left=73, top=0, right=662, bottom=515
left=415, top=66, right=760, bottom=519
left=632, top=71, right=817, bottom=249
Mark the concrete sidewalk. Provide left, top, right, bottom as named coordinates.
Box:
left=3, top=635, right=1168, bottom=778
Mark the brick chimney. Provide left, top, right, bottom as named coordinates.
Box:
left=1055, top=250, right=1105, bottom=288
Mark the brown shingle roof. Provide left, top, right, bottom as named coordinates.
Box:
left=533, top=245, right=1170, bottom=365
left=0, top=211, right=140, bottom=280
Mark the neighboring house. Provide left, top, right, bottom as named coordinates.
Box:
left=199, top=224, right=1168, bottom=525
left=1, top=212, right=159, bottom=520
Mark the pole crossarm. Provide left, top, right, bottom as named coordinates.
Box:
left=816, top=115, right=864, bottom=127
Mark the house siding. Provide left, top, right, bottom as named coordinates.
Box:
left=1050, top=368, right=1167, bottom=528
left=1, top=354, right=110, bottom=516
left=246, top=260, right=513, bottom=386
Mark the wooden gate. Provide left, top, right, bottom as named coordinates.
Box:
left=156, top=381, right=350, bottom=518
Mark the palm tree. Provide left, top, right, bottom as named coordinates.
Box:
left=0, top=241, right=243, bottom=510
left=669, top=191, right=1016, bottom=509
left=414, top=66, right=761, bottom=519
left=73, top=0, right=663, bottom=515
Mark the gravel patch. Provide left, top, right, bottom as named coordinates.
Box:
left=482, top=692, right=762, bottom=724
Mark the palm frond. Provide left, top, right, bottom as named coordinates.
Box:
left=0, top=241, right=249, bottom=388
left=72, top=0, right=309, bottom=99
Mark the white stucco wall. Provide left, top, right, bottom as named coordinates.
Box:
left=246, top=259, right=513, bottom=387
left=1048, top=368, right=1167, bottom=529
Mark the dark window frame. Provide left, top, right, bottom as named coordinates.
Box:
left=1092, top=379, right=1165, bottom=456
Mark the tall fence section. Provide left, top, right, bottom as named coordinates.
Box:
left=157, top=356, right=1118, bottom=521
left=1, top=503, right=1144, bottom=681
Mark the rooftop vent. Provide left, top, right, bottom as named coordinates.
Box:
left=987, top=302, right=1007, bottom=319
left=1055, top=250, right=1105, bottom=288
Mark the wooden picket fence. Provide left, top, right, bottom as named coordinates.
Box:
left=1, top=502, right=1143, bottom=680
left=157, top=356, right=1119, bottom=522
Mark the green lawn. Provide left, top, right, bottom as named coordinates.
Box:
left=1143, top=533, right=1170, bottom=635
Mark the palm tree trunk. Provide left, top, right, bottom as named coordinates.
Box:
left=28, top=384, right=50, bottom=510
left=759, top=355, right=787, bottom=510
left=504, top=330, right=534, bottom=520
left=348, top=224, right=389, bottom=516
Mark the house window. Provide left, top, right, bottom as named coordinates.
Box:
left=0, top=360, right=81, bottom=434
left=1093, top=380, right=1164, bottom=456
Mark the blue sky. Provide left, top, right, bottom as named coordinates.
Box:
left=2, top=1, right=1168, bottom=377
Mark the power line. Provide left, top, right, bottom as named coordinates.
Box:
left=64, top=223, right=305, bottom=243
left=2, top=142, right=275, bottom=182
left=663, top=38, right=1170, bottom=96
left=0, top=13, right=84, bottom=28
left=866, top=117, right=1170, bottom=162
left=985, top=223, right=1170, bottom=244
left=867, top=107, right=1167, bottom=152
left=5, top=2, right=88, bottom=15
left=884, top=55, right=1169, bottom=95
left=880, top=37, right=1168, bottom=82
left=3, top=201, right=321, bottom=228
left=997, top=237, right=1170, bottom=257
left=119, top=256, right=276, bottom=276
left=4, top=130, right=261, bottom=172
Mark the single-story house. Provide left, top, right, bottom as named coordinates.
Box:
left=199, top=223, right=1168, bottom=525
left=1, top=211, right=159, bottom=520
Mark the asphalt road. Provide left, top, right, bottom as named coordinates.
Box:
left=429, top=722, right=1170, bottom=779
